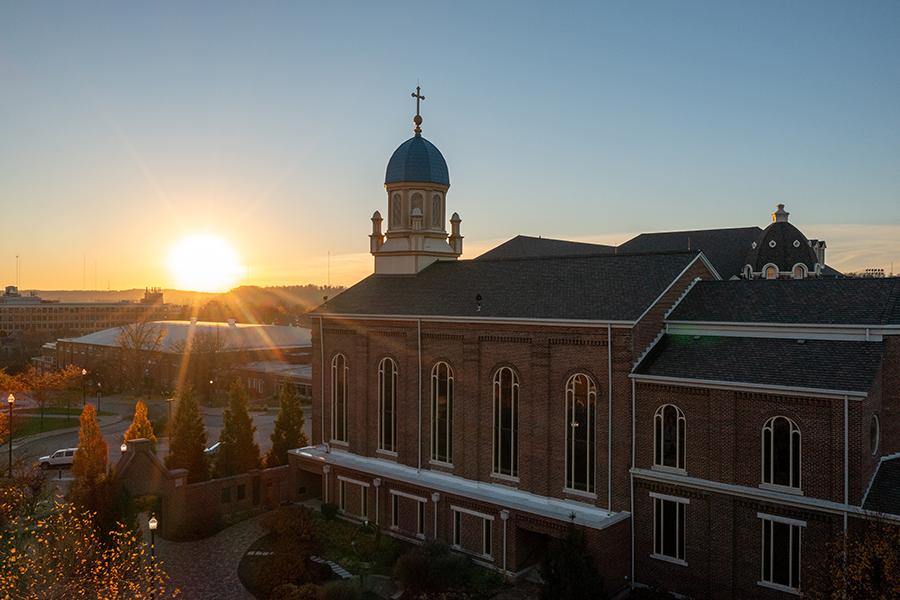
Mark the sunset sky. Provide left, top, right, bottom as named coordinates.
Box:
left=1, top=2, right=898, bottom=291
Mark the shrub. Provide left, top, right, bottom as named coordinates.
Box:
left=321, top=502, right=338, bottom=520
left=320, top=580, right=361, bottom=600
left=262, top=505, right=321, bottom=557
left=394, top=540, right=471, bottom=595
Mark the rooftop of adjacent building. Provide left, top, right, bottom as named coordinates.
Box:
left=235, top=360, right=312, bottom=380
left=60, top=319, right=311, bottom=353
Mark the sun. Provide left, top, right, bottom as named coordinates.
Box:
left=167, top=233, right=243, bottom=292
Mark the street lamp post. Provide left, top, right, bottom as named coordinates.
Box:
left=165, top=396, right=173, bottom=435
left=148, top=513, right=158, bottom=558
left=7, top=394, right=14, bottom=478
left=148, top=513, right=158, bottom=600
left=81, top=369, right=87, bottom=408
left=96, top=382, right=101, bottom=414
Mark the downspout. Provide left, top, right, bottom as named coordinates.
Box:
left=319, top=317, right=325, bottom=444
left=500, top=510, right=510, bottom=577
left=418, top=319, right=423, bottom=471
left=843, top=394, right=849, bottom=591
left=630, top=378, right=636, bottom=588
left=608, top=324, right=613, bottom=511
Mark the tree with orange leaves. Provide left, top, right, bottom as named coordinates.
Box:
left=11, top=364, right=82, bottom=430
left=70, top=404, right=110, bottom=514
left=124, top=400, right=157, bottom=450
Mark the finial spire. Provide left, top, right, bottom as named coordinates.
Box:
left=411, top=85, right=425, bottom=135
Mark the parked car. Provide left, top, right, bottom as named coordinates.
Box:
left=38, top=448, right=78, bottom=470
left=204, top=441, right=223, bottom=456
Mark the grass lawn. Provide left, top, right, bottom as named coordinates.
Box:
left=12, top=407, right=114, bottom=439
left=313, top=512, right=409, bottom=577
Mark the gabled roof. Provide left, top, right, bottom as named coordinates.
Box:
left=633, top=334, right=884, bottom=395
left=475, top=235, right=614, bottom=261
left=864, top=456, right=900, bottom=516
left=668, top=279, right=900, bottom=325
left=316, top=251, right=706, bottom=322
left=618, top=227, right=762, bottom=279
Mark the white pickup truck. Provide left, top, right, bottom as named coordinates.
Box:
left=38, top=448, right=78, bottom=470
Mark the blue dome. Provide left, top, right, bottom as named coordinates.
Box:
left=385, top=135, right=450, bottom=186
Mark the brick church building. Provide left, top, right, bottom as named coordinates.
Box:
left=292, top=99, right=900, bottom=598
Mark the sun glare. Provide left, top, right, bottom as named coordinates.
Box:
left=167, top=233, right=243, bottom=292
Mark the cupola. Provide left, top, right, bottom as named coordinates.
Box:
left=370, top=86, right=462, bottom=274
left=743, top=204, right=822, bottom=280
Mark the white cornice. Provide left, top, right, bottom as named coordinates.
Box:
left=630, top=373, right=867, bottom=400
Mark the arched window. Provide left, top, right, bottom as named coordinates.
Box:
left=378, top=358, right=398, bottom=452
left=431, top=361, right=454, bottom=463
left=565, top=373, right=596, bottom=493
left=492, top=367, right=519, bottom=478
left=792, top=263, right=807, bottom=279
left=390, top=194, right=401, bottom=229
left=764, top=264, right=779, bottom=280
left=411, top=193, right=423, bottom=215
left=331, top=354, right=348, bottom=442
left=762, top=416, right=801, bottom=489
left=743, top=265, right=753, bottom=280
left=654, top=405, right=685, bottom=470
left=431, top=194, right=442, bottom=228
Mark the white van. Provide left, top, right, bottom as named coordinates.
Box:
left=38, top=448, right=78, bottom=469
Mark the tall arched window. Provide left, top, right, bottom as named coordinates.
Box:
left=762, top=416, right=801, bottom=489
left=390, top=194, right=401, bottom=229
left=331, top=354, right=348, bottom=442
left=378, top=358, right=398, bottom=452
left=493, top=367, right=519, bottom=478
left=654, top=405, right=686, bottom=470
left=565, top=373, right=596, bottom=493
left=431, top=361, right=454, bottom=463
left=431, top=194, right=442, bottom=228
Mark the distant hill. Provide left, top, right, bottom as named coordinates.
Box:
left=196, top=285, right=344, bottom=324
left=33, top=288, right=217, bottom=305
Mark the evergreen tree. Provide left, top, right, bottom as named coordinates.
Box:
left=212, top=380, right=260, bottom=478
left=123, top=400, right=157, bottom=449
left=266, top=384, right=308, bottom=467
left=165, top=387, right=209, bottom=483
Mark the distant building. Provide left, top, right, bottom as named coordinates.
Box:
left=0, top=286, right=182, bottom=337
left=233, top=360, right=312, bottom=403
left=55, top=319, right=311, bottom=395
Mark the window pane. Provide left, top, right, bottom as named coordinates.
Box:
left=677, top=503, right=685, bottom=560
left=791, top=525, right=800, bottom=589
left=483, top=519, right=492, bottom=555
left=763, top=428, right=772, bottom=483
left=773, top=419, right=791, bottom=486
left=663, top=407, right=678, bottom=467
left=772, top=521, right=790, bottom=586
left=762, top=520, right=771, bottom=581
left=662, top=499, right=677, bottom=558
left=654, top=498, right=662, bottom=555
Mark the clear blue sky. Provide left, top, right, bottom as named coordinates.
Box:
left=1, top=1, right=899, bottom=288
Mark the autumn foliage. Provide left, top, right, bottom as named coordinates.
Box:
left=808, top=519, right=900, bottom=600
left=124, top=400, right=157, bottom=449
left=71, top=404, right=109, bottom=485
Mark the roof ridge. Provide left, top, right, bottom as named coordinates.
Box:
left=469, top=249, right=699, bottom=265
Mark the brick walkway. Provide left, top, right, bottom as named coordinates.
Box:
left=142, top=512, right=267, bottom=600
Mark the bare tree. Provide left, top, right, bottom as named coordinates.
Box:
left=170, top=329, right=229, bottom=404
left=116, top=320, right=165, bottom=393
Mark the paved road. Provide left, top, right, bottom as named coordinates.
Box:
left=10, top=395, right=311, bottom=476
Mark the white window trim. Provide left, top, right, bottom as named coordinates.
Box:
left=651, top=553, right=688, bottom=567
left=330, top=353, right=349, bottom=444
left=428, top=458, right=455, bottom=469
left=650, top=491, right=690, bottom=505
left=337, top=475, right=371, bottom=488
left=563, top=487, right=598, bottom=500
left=757, top=512, right=807, bottom=528
left=430, top=361, right=454, bottom=465
left=871, top=414, right=881, bottom=456
left=416, top=500, right=426, bottom=539
left=758, top=513, right=805, bottom=594
left=763, top=263, right=780, bottom=279
left=791, top=263, right=808, bottom=280
left=390, top=494, right=399, bottom=530
left=759, top=482, right=804, bottom=496
left=491, top=366, right=519, bottom=479
left=390, top=489, right=427, bottom=503
left=652, top=494, right=687, bottom=564
left=564, top=373, right=597, bottom=494
left=653, top=404, right=686, bottom=471
left=761, top=416, right=802, bottom=491
left=376, top=448, right=398, bottom=458
left=451, top=505, right=495, bottom=521
left=377, top=357, right=398, bottom=453
left=482, top=518, right=493, bottom=558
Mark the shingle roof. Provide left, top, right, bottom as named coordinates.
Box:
left=476, top=235, right=615, bottom=261
left=618, top=227, right=762, bottom=279
left=633, top=334, right=884, bottom=394
left=864, top=457, right=900, bottom=515
left=317, top=251, right=703, bottom=322
left=746, top=221, right=819, bottom=272
left=385, top=135, right=450, bottom=185
left=668, top=279, right=900, bottom=325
